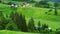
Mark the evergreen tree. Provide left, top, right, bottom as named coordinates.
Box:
left=7, top=25, right=13, bottom=30
left=5, top=20, right=18, bottom=31
left=42, top=24, right=48, bottom=30
left=0, top=17, right=9, bottom=30
left=15, top=12, right=28, bottom=32
left=10, top=12, right=15, bottom=21
left=0, top=11, right=3, bottom=17
left=28, top=17, right=35, bottom=31
left=37, top=21, right=41, bottom=32
left=0, top=11, right=9, bottom=30
left=54, top=7, right=58, bottom=15
left=21, top=16, right=28, bottom=32
left=54, top=2, right=58, bottom=15
left=15, top=12, right=21, bottom=30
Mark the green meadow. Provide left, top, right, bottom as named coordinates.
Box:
left=0, top=4, right=60, bottom=31
left=0, top=0, right=60, bottom=34
left=0, top=30, right=39, bottom=34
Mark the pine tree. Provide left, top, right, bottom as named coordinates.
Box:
left=21, top=16, right=28, bottom=32
left=10, top=12, right=28, bottom=32
left=54, top=2, right=58, bottom=15
left=42, top=24, right=48, bottom=30
left=5, top=20, right=18, bottom=31
left=0, top=11, right=9, bottom=30
left=15, top=12, right=21, bottom=30
left=15, top=12, right=28, bottom=32
left=0, top=11, right=3, bottom=17
left=10, top=12, right=15, bottom=21
left=37, top=21, right=41, bottom=32
left=7, top=25, right=13, bottom=30
left=28, top=17, right=35, bottom=31
left=1, top=17, right=9, bottom=29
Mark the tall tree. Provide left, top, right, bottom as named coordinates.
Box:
left=28, top=17, right=35, bottom=31
left=42, top=24, right=48, bottom=30
left=0, top=11, right=3, bottom=17
left=0, top=11, right=9, bottom=30
left=37, top=21, right=41, bottom=32
left=15, top=12, right=28, bottom=32
left=5, top=20, right=18, bottom=31
left=21, top=15, right=28, bottom=32
left=54, top=2, right=58, bottom=15
left=10, top=12, right=15, bottom=21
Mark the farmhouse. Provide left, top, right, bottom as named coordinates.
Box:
left=22, top=3, right=32, bottom=7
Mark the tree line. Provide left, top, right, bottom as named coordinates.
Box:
left=0, top=11, right=52, bottom=33
left=0, top=11, right=60, bottom=34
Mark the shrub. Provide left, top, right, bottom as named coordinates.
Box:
left=55, top=30, right=60, bottom=34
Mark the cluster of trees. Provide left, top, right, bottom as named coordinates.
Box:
left=0, top=11, right=52, bottom=33
left=0, top=0, right=13, bottom=5
left=35, top=0, right=50, bottom=8
left=12, top=0, right=35, bottom=3
left=45, top=2, right=59, bottom=15
left=0, top=6, right=60, bottom=34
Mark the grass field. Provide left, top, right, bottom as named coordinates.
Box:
left=17, top=7, right=60, bottom=31
left=0, top=0, right=60, bottom=34
left=0, top=4, right=60, bottom=31
left=0, top=30, right=39, bottom=34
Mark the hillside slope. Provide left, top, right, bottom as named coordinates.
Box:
left=0, top=4, right=60, bottom=30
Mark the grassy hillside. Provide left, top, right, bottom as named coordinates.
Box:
left=0, top=4, right=60, bottom=31
left=17, top=7, right=60, bottom=30
left=0, top=30, right=38, bottom=34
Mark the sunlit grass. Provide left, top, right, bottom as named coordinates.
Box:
left=0, top=4, right=60, bottom=31
left=0, top=30, right=38, bottom=34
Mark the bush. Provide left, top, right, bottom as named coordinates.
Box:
left=5, top=21, right=18, bottom=31
left=42, top=24, right=48, bottom=30
left=56, top=30, right=60, bottom=34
